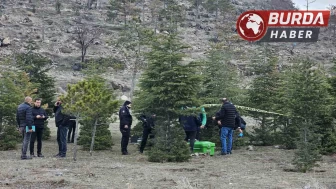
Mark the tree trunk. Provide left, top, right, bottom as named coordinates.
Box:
left=129, top=63, right=137, bottom=101
left=90, top=119, right=98, bottom=156
left=73, top=113, right=80, bottom=161
left=81, top=48, right=86, bottom=62
left=196, top=0, right=199, bottom=25
left=0, top=115, right=3, bottom=130
left=87, top=0, right=92, bottom=9
left=142, top=0, right=145, bottom=23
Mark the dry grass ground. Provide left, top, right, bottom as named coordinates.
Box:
left=0, top=119, right=336, bottom=189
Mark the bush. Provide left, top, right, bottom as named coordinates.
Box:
left=42, top=124, right=51, bottom=140
left=0, top=125, right=21, bottom=150
left=78, top=118, right=113, bottom=150
left=148, top=124, right=190, bottom=163
left=293, top=127, right=321, bottom=173
left=232, top=131, right=250, bottom=150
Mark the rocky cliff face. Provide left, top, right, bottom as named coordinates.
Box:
left=0, top=0, right=335, bottom=98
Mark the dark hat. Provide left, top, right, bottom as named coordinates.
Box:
left=123, top=100, right=131, bottom=106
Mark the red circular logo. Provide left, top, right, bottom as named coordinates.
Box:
left=236, top=11, right=267, bottom=41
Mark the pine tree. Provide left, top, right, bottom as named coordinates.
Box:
left=280, top=59, right=332, bottom=171
left=107, top=0, right=140, bottom=25
left=14, top=41, right=55, bottom=140
left=247, top=56, right=283, bottom=146
left=320, top=58, right=336, bottom=154
left=199, top=44, right=243, bottom=104
left=61, top=77, right=118, bottom=159
left=158, top=0, right=185, bottom=33
left=77, top=77, right=119, bottom=154
left=115, top=17, right=152, bottom=100
left=134, top=33, right=203, bottom=162
left=0, top=68, right=36, bottom=150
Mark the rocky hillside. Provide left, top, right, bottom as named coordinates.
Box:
left=0, top=0, right=335, bottom=98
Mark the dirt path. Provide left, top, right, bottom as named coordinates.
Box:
left=0, top=119, right=335, bottom=189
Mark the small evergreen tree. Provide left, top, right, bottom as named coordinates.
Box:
left=76, top=77, right=119, bottom=154
left=280, top=59, right=332, bottom=171
left=199, top=44, right=244, bottom=104
left=0, top=69, right=36, bottom=150
left=134, top=33, right=203, bottom=162
left=14, top=42, right=56, bottom=140
left=247, top=56, right=283, bottom=146
left=293, top=123, right=322, bottom=173
left=62, top=77, right=118, bottom=158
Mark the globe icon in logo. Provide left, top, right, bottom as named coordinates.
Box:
left=237, top=12, right=265, bottom=41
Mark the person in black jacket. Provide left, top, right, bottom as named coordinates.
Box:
left=119, top=101, right=132, bottom=155
left=30, top=98, right=48, bottom=157
left=53, top=97, right=75, bottom=158
left=16, top=96, right=34, bottom=160
left=138, top=113, right=156, bottom=153
left=179, top=108, right=201, bottom=153
left=213, top=98, right=238, bottom=155
left=67, top=119, right=76, bottom=143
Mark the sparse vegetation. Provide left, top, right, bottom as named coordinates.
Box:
left=0, top=0, right=336, bottom=187
left=55, top=1, right=62, bottom=14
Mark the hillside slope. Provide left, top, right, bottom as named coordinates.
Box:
left=1, top=0, right=335, bottom=97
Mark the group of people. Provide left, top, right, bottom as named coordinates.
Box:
left=118, top=98, right=246, bottom=156
left=16, top=96, right=76, bottom=160
left=16, top=96, right=245, bottom=159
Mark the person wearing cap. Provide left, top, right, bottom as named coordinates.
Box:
left=138, top=113, right=156, bottom=153
left=212, top=98, right=238, bottom=155
left=119, top=100, right=132, bottom=155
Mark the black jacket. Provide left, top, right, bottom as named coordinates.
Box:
left=234, top=112, right=242, bottom=130
left=179, top=115, right=201, bottom=131
left=53, top=105, right=75, bottom=127
left=139, top=114, right=155, bottom=129
left=16, top=102, right=34, bottom=129
left=215, top=102, right=237, bottom=128
left=32, top=106, right=48, bottom=128
left=119, top=104, right=132, bottom=130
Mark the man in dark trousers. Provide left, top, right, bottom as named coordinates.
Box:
left=67, top=119, right=76, bottom=143
left=138, top=113, right=156, bottom=153
left=53, top=97, right=74, bottom=158
left=119, top=100, right=132, bottom=155
left=213, top=98, right=238, bottom=155
left=30, top=98, right=48, bottom=157
left=179, top=107, right=201, bottom=153
left=16, top=96, right=34, bottom=160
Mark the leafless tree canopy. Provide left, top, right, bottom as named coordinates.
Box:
left=73, top=24, right=101, bottom=62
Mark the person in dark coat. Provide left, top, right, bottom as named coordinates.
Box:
left=138, top=113, right=156, bottom=153
left=179, top=107, right=201, bottom=153
left=30, top=98, right=48, bottom=157
left=119, top=100, right=132, bottom=155
left=16, top=96, right=34, bottom=160
left=67, top=119, right=76, bottom=143
left=213, top=98, right=238, bottom=155
left=53, top=97, right=75, bottom=158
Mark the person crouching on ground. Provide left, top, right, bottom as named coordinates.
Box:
left=179, top=107, right=202, bottom=153
left=138, top=113, right=156, bottom=153
left=119, top=100, right=132, bottom=155
left=30, top=98, right=48, bottom=157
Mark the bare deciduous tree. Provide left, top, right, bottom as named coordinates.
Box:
left=73, top=25, right=101, bottom=62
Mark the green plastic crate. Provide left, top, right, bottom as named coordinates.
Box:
left=188, top=141, right=216, bottom=156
